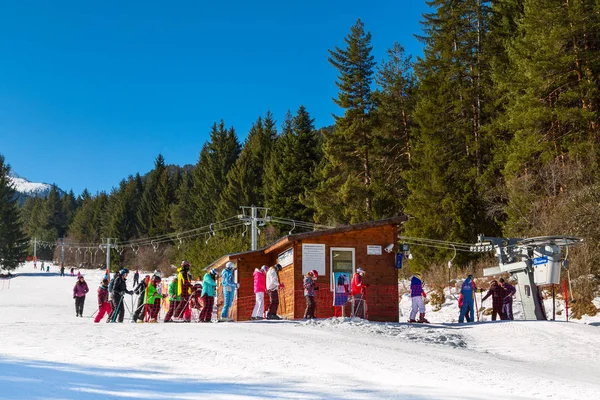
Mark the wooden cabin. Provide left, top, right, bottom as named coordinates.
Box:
left=209, top=216, right=407, bottom=322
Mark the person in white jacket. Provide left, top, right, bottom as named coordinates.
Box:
left=266, top=263, right=283, bottom=320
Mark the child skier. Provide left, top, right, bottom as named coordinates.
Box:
left=409, top=272, right=429, bottom=323
left=199, top=268, right=218, bottom=322
left=144, top=274, right=166, bottom=322
left=94, top=278, right=112, bottom=323
left=303, top=270, right=319, bottom=319
left=73, top=275, right=89, bottom=317
left=164, top=275, right=180, bottom=323
left=252, top=265, right=267, bottom=320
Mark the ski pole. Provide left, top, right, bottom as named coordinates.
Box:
left=111, top=295, right=124, bottom=322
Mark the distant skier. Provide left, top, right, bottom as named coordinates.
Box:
left=351, top=268, right=368, bottom=318
left=46, top=265, right=50, bottom=273
left=199, top=268, right=218, bottom=322
left=110, top=268, right=133, bottom=323
left=252, top=265, right=267, bottom=320
left=60, top=264, right=65, bottom=277
left=73, top=275, right=89, bottom=317
left=266, top=263, right=283, bottom=320
left=133, top=270, right=140, bottom=287
left=303, top=270, right=319, bottom=319
left=70, top=267, right=74, bottom=277
left=409, top=273, right=429, bottom=323
left=132, top=274, right=150, bottom=323
left=94, top=278, right=112, bottom=323
left=221, top=262, right=239, bottom=321
left=482, top=280, right=506, bottom=321
left=500, top=278, right=516, bottom=320
left=459, top=275, right=477, bottom=323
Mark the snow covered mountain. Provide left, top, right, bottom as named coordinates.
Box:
left=8, top=172, right=63, bottom=204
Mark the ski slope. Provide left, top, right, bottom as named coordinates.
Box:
left=0, top=262, right=599, bottom=399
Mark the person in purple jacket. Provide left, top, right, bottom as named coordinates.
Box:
left=73, top=275, right=89, bottom=317
left=500, top=278, right=516, bottom=320
left=409, top=273, right=429, bottom=323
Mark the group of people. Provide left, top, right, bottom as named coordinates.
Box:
left=251, top=263, right=284, bottom=320
left=409, top=272, right=517, bottom=323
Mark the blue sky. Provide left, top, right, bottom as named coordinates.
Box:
left=0, top=0, right=429, bottom=195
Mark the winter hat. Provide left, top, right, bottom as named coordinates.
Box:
left=101, top=278, right=108, bottom=285
left=309, top=269, right=319, bottom=279
left=274, top=263, right=282, bottom=272
left=181, top=260, right=191, bottom=271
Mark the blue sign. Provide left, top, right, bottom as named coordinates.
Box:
left=396, top=253, right=404, bottom=269
left=533, top=256, right=548, bottom=266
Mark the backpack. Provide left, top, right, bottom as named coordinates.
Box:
left=108, top=274, right=118, bottom=294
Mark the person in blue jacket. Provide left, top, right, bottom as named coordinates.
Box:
left=220, top=262, right=239, bottom=321
left=459, top=274, right=476, bottom=323
left=199, top=268, right=218, bottom=322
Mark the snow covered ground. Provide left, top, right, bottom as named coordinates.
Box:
left=1, top=262, right=599, bottom=399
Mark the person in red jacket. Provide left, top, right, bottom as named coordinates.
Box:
left=94, top=279, right=112, bottom=323
left=351, top=268, right=368, bottom=318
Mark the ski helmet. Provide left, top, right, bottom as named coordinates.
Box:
left=181, top=260, right=190, bottom=271
left=274, top=263, right=282, bottom=272
left=153, top=270, right=162, bottom=277
left=310, top=269, right=319, bottom=279
left=357, top=268, right=365, bottom=275
left=209, top=268, right=218, bottom=278
left=225, top=261, right=236, bottom=270
left=261, top=265, right=268, bottom=272
left=120, top=268, right=129, bottom=276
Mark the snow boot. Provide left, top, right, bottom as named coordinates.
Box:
left=408, top=319, right=417, bottom=323
left=418, top=313, right=429, bottom=323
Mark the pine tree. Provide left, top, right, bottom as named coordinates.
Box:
left=191, top=121, right=241, bottom=225
left=308, top=19, right=377, bottom=224
left=217, top=114, right=277, bottom=219
left=265, top=106, right=322, bottom=221
left=371, top=42, right=415, bottom=217
left=137, top=154, right=166, bottom=236
left=170, top=171, right=195, bottom=232
left=403, top=0, right=498, bottom=265
left=0, top=155, right=29, bottom=271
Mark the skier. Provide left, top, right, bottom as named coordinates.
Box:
left=199, top=268, right=218, bottom=322
left=266, top=263, right=283, bottom=320
left=133, top=270, right=140, bottom=287
left=145, top=274, right=166, bottom=322
left=177, top=261, right=194, bottom=322
left=334, top=273, right=350, bottom=317
left=70, top=267, right=74, bottom=277
left=46, top=265, right=50, bottom=273
left=409, top=272, right=429, bottom=323
left=110, top=268, right=133, bottom=323
left=163, top=275, right=181, bottom=323
left=500, top=278, right=516, bottom=320
left=190, top=281, right=203, bottom=320
left=73, top=274, right=89, bottom=317
left=60, top=264, right=65, bottom=277
left=351, top=268, right=368, bottom=318
left=94, top=278, right=112, bottom=323
left=303, top=270, right=319, bottom=319
left=252, top=265, right=267, bottom=320
left=459, top=275, right=477, bottom=323
left=220, top=262, right=239, bottom=322
left=132, top=274, right=150, bottom=323
left=482, top=280, right=507, bottom=321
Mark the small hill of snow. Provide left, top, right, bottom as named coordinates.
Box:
left=8, top=175, right=52, bottom=195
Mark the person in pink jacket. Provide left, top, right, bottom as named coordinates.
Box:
left=252, top=265, right=268, bottom=320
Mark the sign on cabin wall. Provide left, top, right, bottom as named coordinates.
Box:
left=302, top=243, right=326, bottom=275
left=367, top=245, right=382, bottom=255
left=277, top=247, right=293, bottom=267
